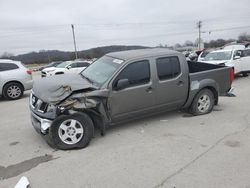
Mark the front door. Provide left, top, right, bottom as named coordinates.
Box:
left=108, top=60, right=156, bottom=122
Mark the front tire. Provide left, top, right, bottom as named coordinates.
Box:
left=48, top=113, right=94, bottom=150
left=190, top=89, right=215, bottom=115
left=3, top=82, right=24, bottom=100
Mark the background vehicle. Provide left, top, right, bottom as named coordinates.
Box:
left=0, top=59, right=33, bottom=100
left=200, top=49, right=250, bottom=76
left=39, top=61, right=62, bottom=71
left=197, top=49, right=213, bottom=62
left=30, top=49, right=233, bottom=150
left=41, top=60, right=91, bottom=77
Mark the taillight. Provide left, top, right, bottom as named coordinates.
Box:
left=27, top=70, right=32, bottom=75
left=230, top=68, right=234, bottom=84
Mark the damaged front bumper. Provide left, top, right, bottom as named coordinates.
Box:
left=30, top=111, right=52, bottom=134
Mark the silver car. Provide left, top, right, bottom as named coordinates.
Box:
left=0, top=59, right=33, bottom=100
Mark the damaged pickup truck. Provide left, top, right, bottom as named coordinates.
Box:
left=30, top=48, right=234, bottom=149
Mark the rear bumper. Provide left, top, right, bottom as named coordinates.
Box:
left=24, top=79, right=33, bottom=91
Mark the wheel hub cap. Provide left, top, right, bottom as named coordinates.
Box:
left=58, top=119, right=84, bottom=145
left=7, top=85, right=21, bottom=98
left=66, top=127, right=76, bottom=136
left=197, top=94, right=211, bottom=113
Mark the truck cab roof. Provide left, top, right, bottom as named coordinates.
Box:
left=107, top=48, right=182, bottom=61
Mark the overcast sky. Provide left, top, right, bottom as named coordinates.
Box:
left=0, top=0, right=250, bottom=55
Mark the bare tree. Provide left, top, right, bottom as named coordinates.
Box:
left=0, top=52, right=14, bottom=59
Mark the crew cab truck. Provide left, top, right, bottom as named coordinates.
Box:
left=30, top=49, right=234, bottom=150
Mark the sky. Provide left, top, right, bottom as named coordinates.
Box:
left=0, top=0, right=250, bottom=55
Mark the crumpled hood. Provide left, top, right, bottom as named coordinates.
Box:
left=33, top=74, right=96, bottom=104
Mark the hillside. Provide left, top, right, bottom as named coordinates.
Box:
left=10, top=45, right=149, bottom=64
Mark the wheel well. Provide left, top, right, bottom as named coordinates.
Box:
left=3, top=81, right=24, bottom=92
left=55, top=72, right=64, bottom=75
left=203, top=86, right=218, bottom=105
left=84, top=110, right=102, bottom=128
left=82, top=109, right=106, bottom=135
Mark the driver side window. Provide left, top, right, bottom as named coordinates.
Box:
left=113, top=60, right=150, bottom=90
left=69, top=63, right=77, bottom=68
left=234, top=50, right=243, bottom=57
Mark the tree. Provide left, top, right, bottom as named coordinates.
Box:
left=184, top=40, right=194, bottom=46
left=0, top=52, right=14, bottom=59
left=238, top=33, right=250, bottom=42
left=174, top=43, right=181, bottom=49
left=156, top=44, right=164, bottom=48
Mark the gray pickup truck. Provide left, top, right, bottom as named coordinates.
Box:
left=30, top=49, right=234, bottom=149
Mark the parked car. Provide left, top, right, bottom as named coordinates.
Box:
left=30, top=49, right=233, bottom=150
left=41, top=60, right=91, bottom=77
left=39, top=61, right=63, bottom=71
left=0, top=59, right=33, bottom=100
left=200, top=49, right=250, bottom=76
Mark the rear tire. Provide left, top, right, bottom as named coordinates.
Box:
left=48, top=113, right=94, bottom=150
left=242, top=73, right=249, bottom=77
left=190, top=89, right=215, bottom=115
left=3, top=82, right=24, bottom=100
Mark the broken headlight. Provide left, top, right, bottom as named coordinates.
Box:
left=46, top=104, right=56, bottom=113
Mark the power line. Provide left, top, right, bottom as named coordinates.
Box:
left=203, top=25, right=250, bottom=34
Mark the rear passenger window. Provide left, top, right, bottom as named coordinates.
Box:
left=0, top=63, right=19, bottom=72
left=114, top=60, right=150, bottom=88
left=77, top=62, right=90, bottom=67
left=69, top=63, right=77, bottom=68
left=156, top=56, right=181, bottom=80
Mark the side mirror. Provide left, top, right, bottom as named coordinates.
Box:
left=67, top=65, right=72, bottom=69
left=116, top=79, right=129, bottom=90
left=234, top=56, right=241, bottom=60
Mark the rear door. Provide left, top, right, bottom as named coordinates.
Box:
left=67, top=62, right=78, bottom=73
left=0, top=63, right=20, bottom=92
left=154, top=56, right=189, bottom=109
left=108, top=59, right=156, bottom=122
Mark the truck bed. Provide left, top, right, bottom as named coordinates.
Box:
left=188, top=61, right=232, bottom=96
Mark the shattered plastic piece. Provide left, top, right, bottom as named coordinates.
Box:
left=15, top=176, right=29, bottom=188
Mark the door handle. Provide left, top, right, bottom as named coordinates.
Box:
left=177, top=81, right=184, bottom=86
left=146, top=87, right=153, bottom=93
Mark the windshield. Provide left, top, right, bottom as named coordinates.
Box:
left=204, top=51, right=232, bottom=61
left=56, top=61, right=72, bottom=68
left=81, top=56, right=123, bottom=87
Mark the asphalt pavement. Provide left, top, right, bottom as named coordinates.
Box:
left=0, top=73, right=250, bottom=188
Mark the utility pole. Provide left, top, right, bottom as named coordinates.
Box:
left=197, top=21, right=202, bottom=50
left=71, top=24, right=78, bottom=59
